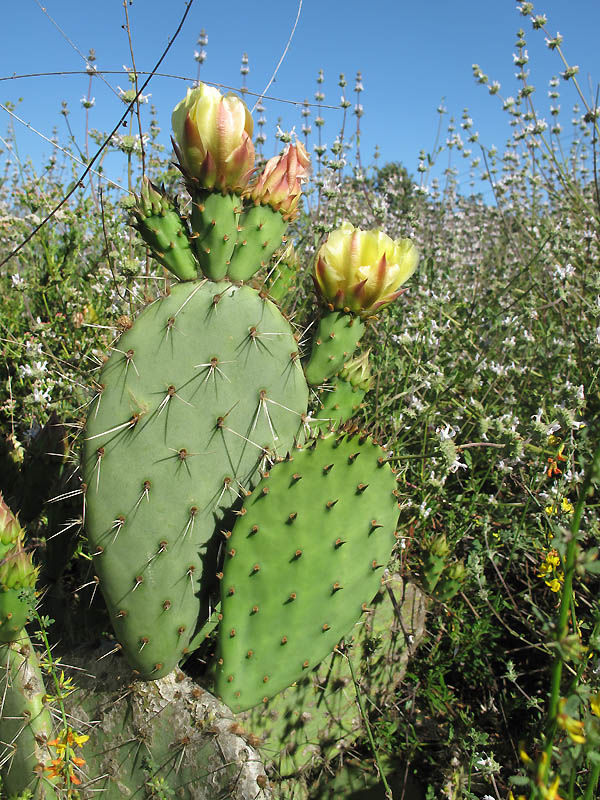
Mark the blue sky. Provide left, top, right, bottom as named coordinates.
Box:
left=2, top=0, right=599, bottom=197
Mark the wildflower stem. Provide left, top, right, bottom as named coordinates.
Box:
left=582, top=762, right=600, bottom=800
left=541, top=441, right=600, bottom=782
left=31, top=609, right=72, bottom=791
left=344, top=646, right=394, bottom=800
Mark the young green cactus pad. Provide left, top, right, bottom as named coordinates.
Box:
left=83, top=280, right=308, bottom=680
left=214, top=430, right=400, bottom=712
left=236, top=577, right=426, bottom=782
left=0, top=632, right=59, bottom=799
left=62, top=649, right=271, bottom=799
left=314, top=350, right=373, bottom=430
left=303, top=312, right=365, bottom=386
left=132, top=177, right=198, bottom=281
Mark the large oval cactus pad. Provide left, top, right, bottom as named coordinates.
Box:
left=215, top=431, right=399, bottom=711
left=83, top=280, right=308, bottom=678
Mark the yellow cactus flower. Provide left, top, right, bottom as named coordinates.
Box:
left=313, top=221, right=418, bottom=316
left=246, top=141, right=310, bottom=219
left=172, top=83, right=255, bottom=192
left=590, top=691, right=600, bottom=717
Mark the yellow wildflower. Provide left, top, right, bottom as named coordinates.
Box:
left=556, top=698, right=585, bottom=744
left=590, top=691, right=600, bottom=717
left=538, top=549, right=564, bottom=592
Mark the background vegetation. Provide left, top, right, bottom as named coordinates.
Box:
left=1, top=2, right=599, bottom=798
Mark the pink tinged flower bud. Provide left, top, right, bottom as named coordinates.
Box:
left=314, top=221, right=418, bottom=316
left=172, top=84, right=255, bottom=192
left=247, top=141, right=310, bottom=220
left=0, top=492, right=23, bottom=547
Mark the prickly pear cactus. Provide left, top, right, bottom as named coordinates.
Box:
left=0, top=632, right=59, bottom=800
left=214, top=430, right=401, bottom=712
left=61, top=649, right=271, bottom=799
left=83, top=280, right=308, bottom=680
left=235, top=575, right=427, bottom=785
left=315, top=350, right=373, bottom=430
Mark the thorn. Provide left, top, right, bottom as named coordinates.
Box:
left=287, top=512, right=297, bottom=523
left=361, top=602, right=373, bottom=613
left=216, top=572, right=224, bottom=580
left=96, top=643, right=122, bottom=661
left=356, top=483, right=368, bottom=493
left=332, top=582, right=343, bottom=592
left=322, top=463, right=334, bottom=474
left=230, top=629, right=236, bottom=637
left=371, top=560, right=384, bottom=570
left=116, top=609, right=128, bottom=618
left=251, top=605, right=259, bottom=614
left=247, top=650, right=253, bottom=658
left=293, top=549, right=302, bottom=559
left=370, top=519, right=383, bottom=531
left=252, top=564, right=260, bottom=573
left=281, top=636, right=288, bottom=645
left=288, top=592, right=297, bottom=601
left=348, top=452, right=360, bottom=463
left=139, top=637, right=149, bottom=652
left=261, top=486, right=269, bottom=496
left=162, top=600, right=171, bottom=611
left=302, top=660, right=309, bottom=669
left=228, top=548, right=236, bottom=558
left=334, top=538, right=345, bottom=548
left=291, top=473, right=302, bottom=482
left=322, top=623, right=330, bottom=631
left=326, top=499, right=338, bottom=509
left=133, top=575, right=143, bottom=591
left=250, top=525, right=259, bottom=536
left=262, top=675, right=269, bottom=683
left=227, top=675, right=234, bottom=683
left=227, top=586, right=235, bottom=595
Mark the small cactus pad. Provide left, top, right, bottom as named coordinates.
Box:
left=83, top=280, right=308, bottom=678
left=303, top=312, right=365, bottom=386
left=314, top=376, right=366, bottom=430
left=191, top=192, right=239, bottom=279
left=132, top=178, right=198, bottom=281
left=227, top=204, right=287, bottom=282
left=215, top=430, right=399, bottom=711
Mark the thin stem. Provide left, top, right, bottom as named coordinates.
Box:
left=540, top=441, right=600, bottom=782
left=344, top=647, right=393, bottom=800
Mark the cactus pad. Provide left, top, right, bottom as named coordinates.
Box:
left=303, top=312, right=365, bottom=386
left=215, top=430, right=400, bottom=711
left=191, top=192, right=239, bottom=279
left=228, top=204, right=287, bottom=282
left=237, top=576, right=427, bottom=780
left=83, top=280, right=308, bottom=679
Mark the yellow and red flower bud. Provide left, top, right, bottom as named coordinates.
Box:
left=314, top=221, right=418, bottom=316
left=172, top=84, right=255, bottom=192
left=247, top=142, right=310, bottom=220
